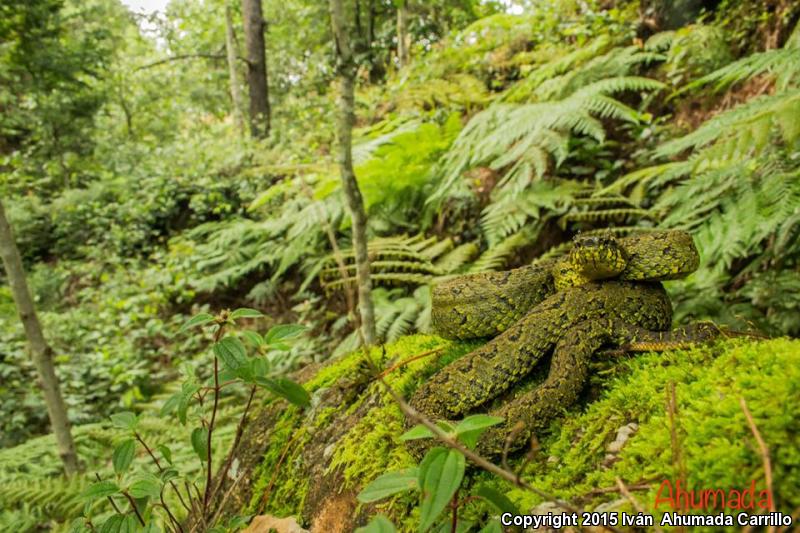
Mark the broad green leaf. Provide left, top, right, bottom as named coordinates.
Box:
left=256, top=377, right=310, bottom=407
left=99, top=515, right=125, bottom=533
left=128, top=477, right=161, bottom=500
left=160, top=467, right=179, bottom=483
left=419, top=448, right=466, bottom=531
left=357, top=468, right=419, bottom=502
left=475, top=484, right=520, bottom=515
left=177, top=395, right=190, bottom=425
left=399, top=424, right=434, bottom=441
left=454, top=414, right=504, bottom=449
left=69, top=517, right=91, bottom=533
left=109, top=411, right=137, bottom=430
left=214, top=336, right=248, bottom=371
left=112, top=439, right=136, bottom=475
left=157, top=444, right=173, bottom=465
left=118, top=515, right=138, bottom=533
left=180, top=313, right=215, bottom=331
left=264, top=324, right=307, bottom=344
left=241, top=330, right=265, bottom=347
left=191, top=427, right=209, bottom=461
left=159, top=393, right=181, bottom=416
left=231, top=308, right=264, bottom=320
left=82, top=481, right=120, bottom=501
left=355, top=515, right=396, bottom=533
left=454, top=415, right=504, bottom=434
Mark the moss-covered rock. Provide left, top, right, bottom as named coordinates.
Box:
left=234, top=335, right=800, bottom=532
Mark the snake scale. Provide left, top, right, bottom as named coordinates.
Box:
left=410, top=230, right=719, bottom=456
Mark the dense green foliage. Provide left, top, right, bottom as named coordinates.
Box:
left=1, top=0, right=799, bottom=530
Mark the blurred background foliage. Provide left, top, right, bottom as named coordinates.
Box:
left=1, top=0, right=800, bottom=528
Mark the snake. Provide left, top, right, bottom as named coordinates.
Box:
left=410, top=230, right=719, bottom=456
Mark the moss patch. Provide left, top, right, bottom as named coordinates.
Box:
left=245, top=335, right=800, bottom=532
left=508, top=337, right=800, bottom=529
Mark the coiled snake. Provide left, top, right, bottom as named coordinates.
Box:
left=409, top=231, right=719, bottom=456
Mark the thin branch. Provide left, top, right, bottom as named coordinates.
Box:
left=135, top=431, right=192, bottom=513
left=121, top=490, right=147, bottom=526
left=95, top=473, right=123, bottom=514
left=740, top=397, right=775, bottom=523
left=373, top=367, right=604, bottom=524
left=203, top=324, right=226, bottom=512
left=258, top=428, right=306, bottom=514
left=616, top=477, right=665, bottom=533
left=133, top=53, right=246, bottom=72
left=208, top=384, right=258, bottom=510
left=159, top=489, right=184, bottom=533
left=376, top=347, right=444, bottom=379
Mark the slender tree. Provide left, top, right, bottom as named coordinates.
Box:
left=241, top=0, right=271, bottom=138
left=396, top=0, right=410, bottom=67
left=328, top=0, right=377, bottom=345
left=225, top=2, right=246, bottom=136
left=0, top=199, right=78, bottom=474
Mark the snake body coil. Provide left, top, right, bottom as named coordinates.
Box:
left=411, top=230, right=716, bottom=456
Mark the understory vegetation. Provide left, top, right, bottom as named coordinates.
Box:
left=1, top=0, right=799, bottom=530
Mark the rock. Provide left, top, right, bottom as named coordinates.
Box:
left=243, top=515, right=309, bottom=533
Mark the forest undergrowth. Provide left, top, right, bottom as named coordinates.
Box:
left=1, top=0, right=799, bottom=530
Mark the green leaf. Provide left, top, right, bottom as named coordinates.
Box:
left=214, top=336, right=248, bottom=371
left=264, top=324, right=307, bottom=344
left=69, top=517, right=91, bottom=533
left=112, top=439, right=136, bottom=475
left=159, top=393, right=181, bottom=417
left=157, top=444, right=173, bottom=465
left=255, top=377, right=310, bottom=407
left=180, top=313, right=215, bottom=331
left=354, top=515, right=396, bottom=533
left=454, top=415, right=504, bottom=434
left=191, top=427, right=209, bottom=461
left=418, top=448, right=465, bottom=531
left=475, top=484, right=520, bottom=515
left=128, top=476, right=161, bottom=500
left=118, top=515, right=139, bottom=533
left=454, top=414, right=504, bottom=449
left=82, top=480, right=120, bottom=501
left=399, top=424, right=435, bottom=441
left=357, top=468, right=419, bottom=503
left=109, top=411, right=137, bottom=430
left=99, top=515, right=125, bottom=533
left=230, top=308, right=264, bottom=320
left=160, top=467, right=180, bottom=483
left=177, top=395, right=190, bottom=425
left=241, top=330, right=265, bottom=347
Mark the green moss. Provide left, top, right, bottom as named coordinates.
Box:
left=246, top=406, right=307, bottom=517
left=506, top=338, right=800, bottom=530
left=326, top=336, right=463, bottom=484
left=249, top=334, right=800, bottom=532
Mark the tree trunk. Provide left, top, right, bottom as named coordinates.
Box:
left=328, top=0, right=377, bottom=346
left=396, top=0, right=410, bottom=67
left=0, top=199, right=78, bottom=475
left=225, top=2, right=246, bottom=136
left=241, top=0, right=270, bottom=138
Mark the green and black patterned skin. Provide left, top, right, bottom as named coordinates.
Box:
left=431, top=231, right=699, bottom=340
left=411, top=230, right=717, bottom=456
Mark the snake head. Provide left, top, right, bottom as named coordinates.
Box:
left=570, top=233, right=628, bottom=280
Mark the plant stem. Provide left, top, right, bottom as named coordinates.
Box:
left=203, top=324, right=225, bottom=514
left=135, top=431, right=192, bottom=513
left=121, top=490, right=147, bottom=526
left=95, top=473, right=122, bottom=514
